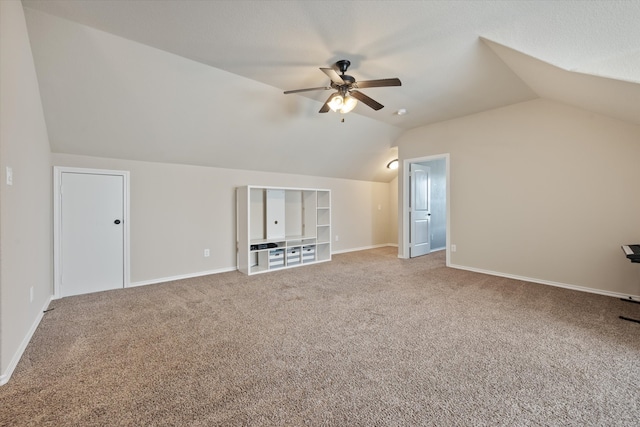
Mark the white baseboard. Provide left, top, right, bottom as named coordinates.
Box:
left=1, top=296, right=52, bottom=386
left=332, top=243, right=397, bottom=255
left=449, top=263, right=640, bottom=301
left=128, top=266, right=238, bottom=288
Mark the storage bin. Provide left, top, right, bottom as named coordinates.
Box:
left=302, top=245, right=316, bottom=262
left=287, top=247, right=301, bottom=265
left=269, top=248, right=285, bottom=268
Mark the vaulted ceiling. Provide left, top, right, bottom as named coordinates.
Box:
left=21, top=1, right=640, bottom=182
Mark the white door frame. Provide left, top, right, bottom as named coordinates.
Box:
left=401, top=154, right=450, bottom=265
left=53, top=166, right=131, bottom=299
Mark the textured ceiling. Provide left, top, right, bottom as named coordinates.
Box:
left=20, top=0, right=640, bottom=182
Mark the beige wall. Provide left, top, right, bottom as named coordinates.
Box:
left=0, top=1, right=53, bottom=381
left=397, top=99, right=640, bottom=296
left=52, top=154, right=396, bottom=284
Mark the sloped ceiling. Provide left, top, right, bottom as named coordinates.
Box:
left=21, top=1, right=640, bottom=182
left=484, top=38, right=640, bottom=126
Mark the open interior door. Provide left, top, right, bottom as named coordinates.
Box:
left=410, top=163, right=431, bottom=258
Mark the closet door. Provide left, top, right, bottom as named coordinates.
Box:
left=58, top=171, right=125, bottom=297
left=266, top=189, right=286, bottom=239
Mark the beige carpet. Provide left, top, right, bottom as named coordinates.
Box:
left=1, top=247, right=639, bottom=426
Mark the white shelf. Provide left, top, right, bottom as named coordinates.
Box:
left=237, top=186, right=331, bottom=275
left=317, top=191, right=331, bottom=209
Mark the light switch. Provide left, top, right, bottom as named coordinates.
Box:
left=6, top=167, right=13, bottom=186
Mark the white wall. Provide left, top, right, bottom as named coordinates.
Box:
left=51, top=154, right=396, bottom=284
left=397, top=99, right=640, bottom=297
left=0, top=1, right=53, bottom=383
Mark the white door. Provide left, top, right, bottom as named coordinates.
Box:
left=60, top=172, right=125, bottom=297
left=410, top=163, right=431, bottom=258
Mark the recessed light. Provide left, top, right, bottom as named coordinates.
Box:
left=396, top=108, right=407, bottom=116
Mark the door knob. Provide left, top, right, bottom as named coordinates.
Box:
left=114, top=219, right=121, bottom=224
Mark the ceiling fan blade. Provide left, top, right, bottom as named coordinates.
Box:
left=319, top=92, right=338, bottom=113
left=284, top=86, right=331, bottom=94
left=350, top=90, right=384, bottom=111
left=320, top=67, right=345, bottom=85
left=354, top=78, right=402, bottom=89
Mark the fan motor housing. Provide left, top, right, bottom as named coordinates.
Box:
left=335, top=59, right=351, bottom=74
left=341, top=75, right=355, bottom=84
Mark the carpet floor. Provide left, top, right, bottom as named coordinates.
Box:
left=1, top=247, right=639, bottom=426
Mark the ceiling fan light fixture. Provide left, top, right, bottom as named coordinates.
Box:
left=328, top=93, right=358, bottom=114
left=340, top=94, right=358, bottom=113
left=328, top=94, right=344, bottom=112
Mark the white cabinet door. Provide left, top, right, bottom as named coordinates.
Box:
left=266, top=189, right=286, bottom=239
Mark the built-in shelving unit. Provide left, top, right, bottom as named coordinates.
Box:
left=237, top=186, right=331, bottom=275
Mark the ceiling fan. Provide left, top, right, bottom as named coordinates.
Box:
left=284, top=60, right=401, bottom=114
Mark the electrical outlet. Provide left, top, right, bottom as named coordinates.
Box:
left=204, top=249, right=210, bottom=257
left=30, top=286, right=34, bottom=303
left=335, top=235, right=339, bottom=242
left=6, top=167, right=13, bottom=186
left=451, top=244, right=457, bottom=252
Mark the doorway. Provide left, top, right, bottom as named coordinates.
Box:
left=53, top=167, right=130, bottom=298
left=401, top=154, right=449, bottom=262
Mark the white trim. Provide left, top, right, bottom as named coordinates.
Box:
left=245, top=185, right=331, bottom=192
left=332, top=243, right=396, bottom=255
left=128, top=267, right=238, bottom=288
left=449, top=263, right=640, bottom=301
left=53, top=166, right=131, bottom=299
left=0, top=297, right=52, bottom=386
